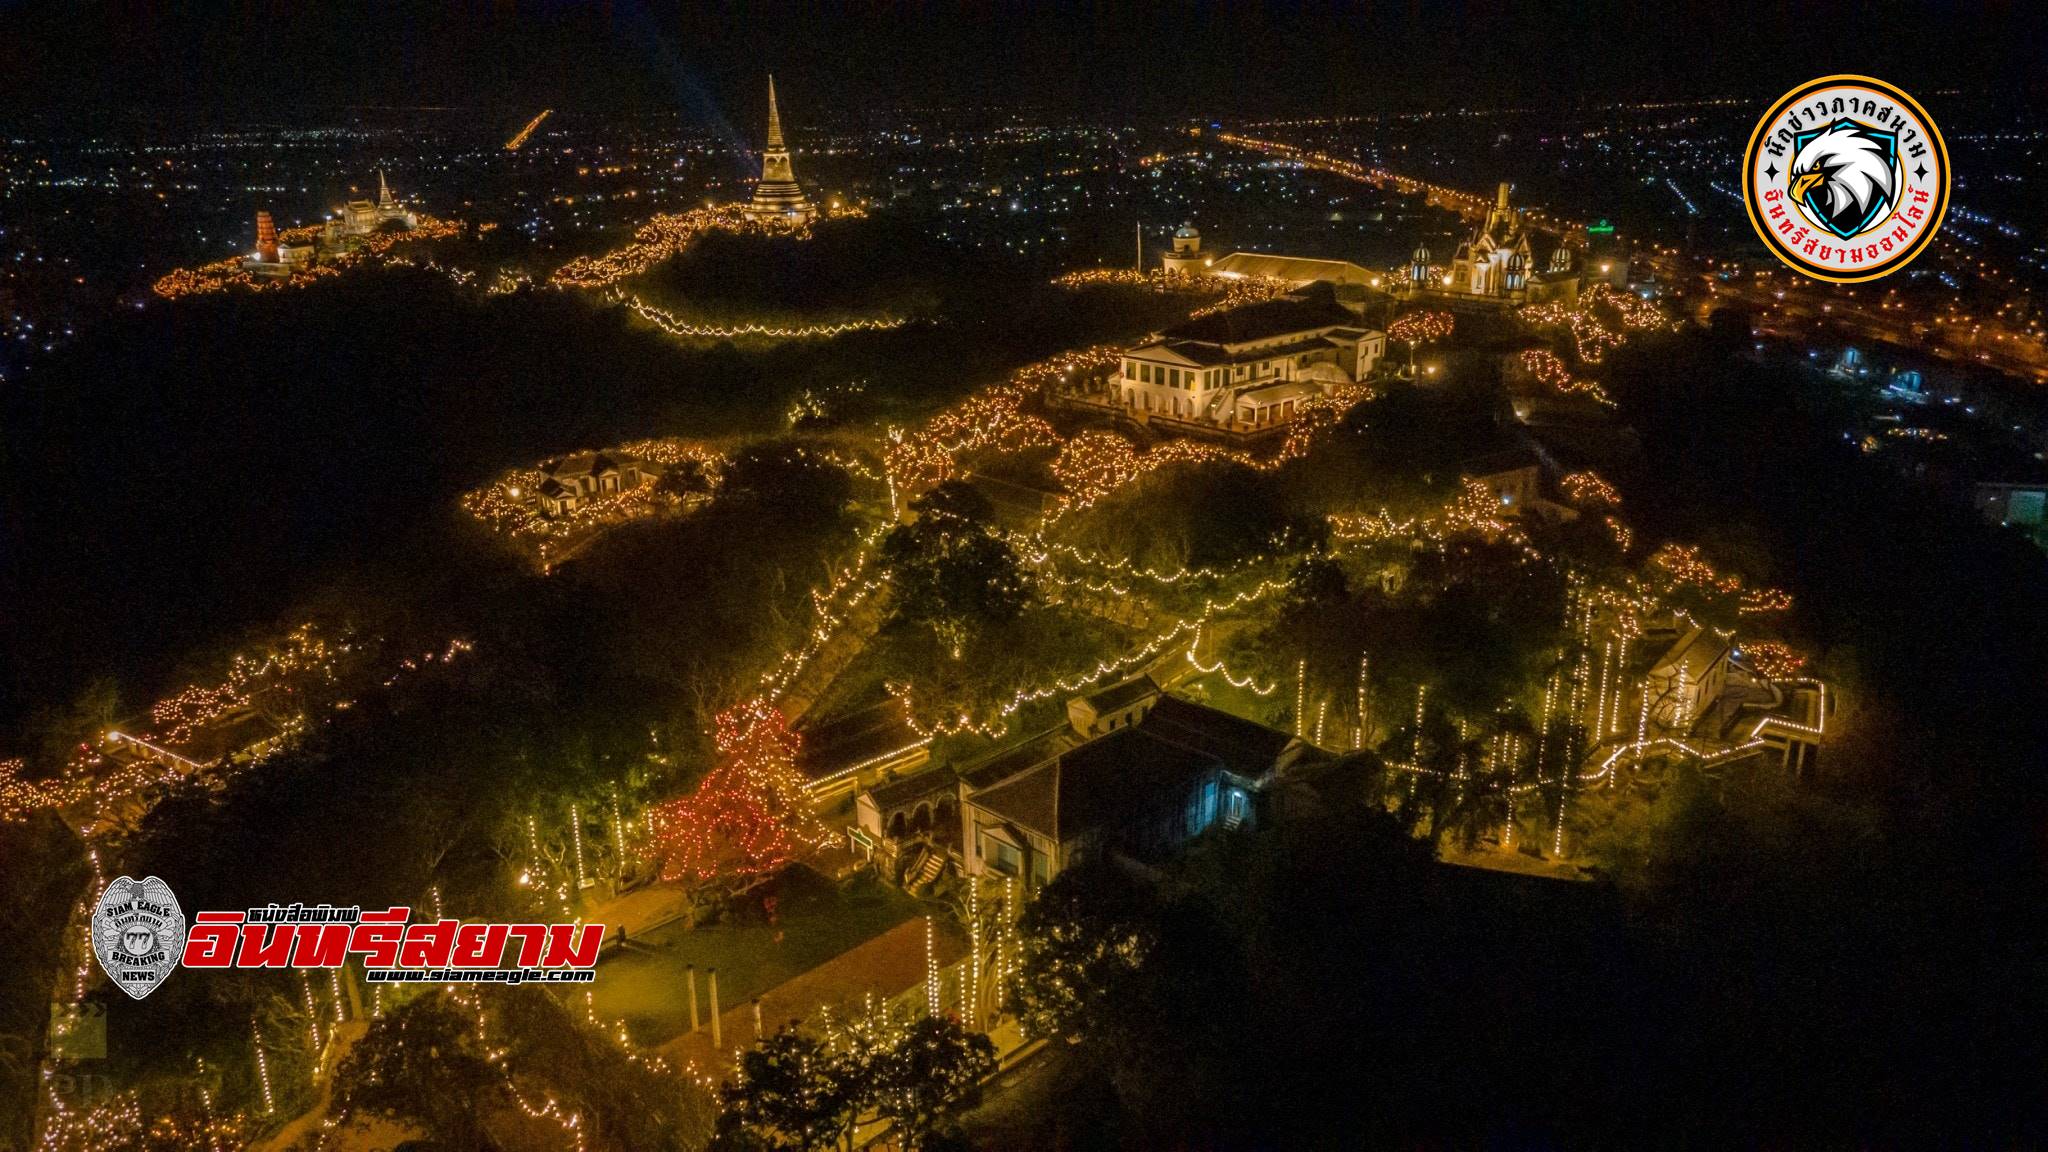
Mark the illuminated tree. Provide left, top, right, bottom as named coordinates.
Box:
left=1050, top=430, right=1142, bottom=508
left=874, top=1016, right=997, bottom=1149
left=648, top=699, right=828, bottom=884
left=335, top=989, right=712, bottom=1152
left=714, top=1027, right=851, bottom=1151
left=30, top=1093, right=253, bottom=1152
left=718, top=1009, right=996, bottom=1152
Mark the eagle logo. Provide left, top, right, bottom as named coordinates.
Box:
left=1787, top=119, right=1900, bottom=240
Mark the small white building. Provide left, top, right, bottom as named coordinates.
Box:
left=533, top=451, right=665, bottom=517
left=1160, top=223, right=1208, bottom=275
left=1645, top=625, right=1733, bottom=733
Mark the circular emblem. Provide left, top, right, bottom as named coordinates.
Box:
left=1743, top=75, right=1948, bottom=283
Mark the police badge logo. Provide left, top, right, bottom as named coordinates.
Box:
left=1744, top=76, right=1948, bottom=283
left=92, top=876, right=185, bottom=1000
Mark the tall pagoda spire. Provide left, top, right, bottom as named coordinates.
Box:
left=378, top=169, right=392, bottom=208
left=765, top=75, right=786, bottom=151
left=746, top=73, right=816, bottom=223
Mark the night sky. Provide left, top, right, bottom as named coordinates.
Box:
left=2, top=0, right=2044, bottom=124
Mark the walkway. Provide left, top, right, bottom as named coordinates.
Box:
left=657, top=915, right=966, bottom=1071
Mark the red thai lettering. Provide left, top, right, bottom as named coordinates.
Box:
left=399, top=920, right=458, bottom=968
left=451, top=923, right=510, bottom=968
left=236, top=923, right=296, bottom=968
left=541, top=923, right=605, bottom=968
left=290, top=923, right=352, bottom=967
left=506, top=924, right=549, bottom=967
left=182, top=912, right=243, bottom=967
left=348, top=907, right=411, bottom=967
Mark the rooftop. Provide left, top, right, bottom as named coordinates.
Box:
left=967, top=762, right=1059, bottom=839
left=1159, top=290, right=1355, bottom=348
left=796, top=698, right=926, bottom=782
left=1138, top=694, right=1297, bottom=777
left=1208, top=251, right=1383, bottom=287
left=1075, top=674, right=1161, bottom=716
left=967, top=695, right=1300, bottom=844
left=958, top=726, right=1076, bottom=792
left=865, top=766, right=957, bottom=809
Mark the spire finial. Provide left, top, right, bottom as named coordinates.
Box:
left=378, top=169, right=392, bottom=206
left=765, top=75, right=786, bottom=151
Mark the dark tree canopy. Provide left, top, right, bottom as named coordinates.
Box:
left=881, top=480, right=1034, bottom=654
left=333, top=993, right=499, bottom=1150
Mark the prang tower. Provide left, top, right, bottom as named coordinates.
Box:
left=745, top=76, right=817, bottom=223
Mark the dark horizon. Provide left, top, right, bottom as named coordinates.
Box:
left=4, top=0, right=2046, bottom=127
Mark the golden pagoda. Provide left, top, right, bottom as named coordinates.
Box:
left=745, top=75, right=817, bottom=223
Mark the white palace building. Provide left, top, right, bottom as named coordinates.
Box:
left=1112, top=282, right=1384, bottom=438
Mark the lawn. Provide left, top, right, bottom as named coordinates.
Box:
left=592, top=866, right=926, bottom=1046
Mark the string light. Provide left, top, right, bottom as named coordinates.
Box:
left=4, top=628, right=470, bottom=825
left=1412, top=685, right=1428, bottom=765
left=252, top=1019, right=274, bottom=1115
left=1295, top=660, right=1307, bottom=737
left=300, top=971, right=323, bottom=1073
left=1050, top=266, right=1294, bottom=318
left=1516, top=349, right=1615, bottom=406
left=152, top=215, right=462, bottom=299
left=549, top=203, right=817, bottom=289
left=1185, top=623, right=1277, bottom=695
left=647, top=700, right=832, bottom=883
left=968, top=882, right=982, bottom=1027
left=1559, top=470, right=1621, bottom=508
left=1741, top=640, right=1807, bottom=679
left=570, top=802, right=588, bottom=889
left=461, top=439, right=724, bottom=554
left=925, top=915, right=941, bottom=1017
left=612, top=289, right=908, bottom=342
left=1519, top=284, right=1679, bottom=364
left=1354, top=653, right=1370, bottom=749
left=1387, top=309, right=1455, bottom=347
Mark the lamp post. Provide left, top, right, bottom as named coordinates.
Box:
left=708, top=969, right=721, bottom=1048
